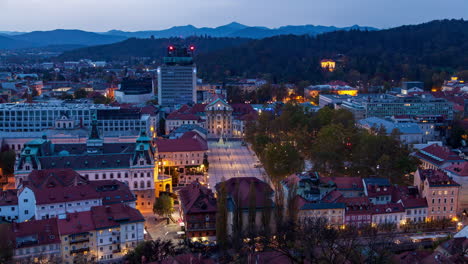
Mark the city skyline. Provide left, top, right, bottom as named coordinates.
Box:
left=0, top=0, right=467, bottom=32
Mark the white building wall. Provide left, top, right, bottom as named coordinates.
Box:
left=0, top=204, right=19, bottom=222
left=18, top=187, right=36, bottom=222
left=35, top=198, right=102, bottom=220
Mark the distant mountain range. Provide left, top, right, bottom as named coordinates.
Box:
left=0, top=30, right=127, bottom=50
left=60, top=19, right=467, bottom=89
left=100, top=22, right=376, bottom=39
left=0, top=22, right=377, bottom=50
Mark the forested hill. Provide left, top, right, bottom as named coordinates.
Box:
left=58, top=19, right=468, bottom=88
left=57, top=37, right=251, bottom=61
left=195, top=19, right=468, bottom=86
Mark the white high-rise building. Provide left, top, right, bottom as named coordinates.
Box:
left=157, top=45, right=197, bottom=107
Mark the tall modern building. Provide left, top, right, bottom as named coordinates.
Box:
left=157, top=45, right=197, bottom=107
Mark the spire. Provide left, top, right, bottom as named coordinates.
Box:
left=136, top=129, right=151, bottom=144
left=89, top=115, right=100, bottom=140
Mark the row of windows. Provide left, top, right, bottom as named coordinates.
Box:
left=431, top=198, right=455, bottom=204
left=430, top=206, right=454, bottom=212
left=159, top=153, right=201, bottom=159
left=0, top=206, right=16, bottom=212
left=133, top=181, right=153, bottom=189
left=39, top=200, right=99, bottom=210
left=84, top=172, right=152, bottom=180
left=15, top=244, right=59, bottom=255
left=431, top=190, right=455, bottom=196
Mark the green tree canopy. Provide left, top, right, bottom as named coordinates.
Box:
left=153, top=194, right=174, bottom=218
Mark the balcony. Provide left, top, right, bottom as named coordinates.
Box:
left=17, top=240, right=38, bottom=248
left=70, top=238, right=89, bottom=244
left=70, top=247, right=89, bottom=254
left=112, top=248, right=121, bottom=254
left=188, top=224, right=216, bottom=231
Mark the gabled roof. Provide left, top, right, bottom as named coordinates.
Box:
left=414, top=144, right=463, bottom=166
left=0, top=189, right=18, bottom=207
left=156, top=131, right=208, bottom=152
left=166, top=111, right=201, bottom=121
left=300, top=202, right=346, bottom=210
left=218, top=177, right=274, bottom=209
left=425, top=171, right=460, bottom=187
left=91, top=203, right=144, bottom=230
left=321, top=190, right=343, bottom=203
left=179, top=181, right=217, bottom=214
left=24, top=177, right=135, bottom=205
left=372, top=203, right=404, bottom=214
left=58, top=211, right=94, bottom=235
left=392, top=186, right=428, bottom=209
left=27, top=168, right=88, bottom=189
left=444, top=162, right=468, bottom=177
left=11, top=218, right=60, bottom=248
left=320, top=177, right=363, bottom=190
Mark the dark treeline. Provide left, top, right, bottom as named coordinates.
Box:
left=197, top=19, right=468, bottom=88
left=58, top=20, right=468, bottom=89
left=58, top=36, right=251, bottom=62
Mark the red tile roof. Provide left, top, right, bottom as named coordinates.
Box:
left=392, top=186, right=428, bottom=209
left=220, top=177, right=274, bottom=209
left=321, top=190, right=343, bottom=203
left=27, top=168, right=88, bottom=189
left=58, top=211, right=94, bottom=235
left=24, top=178, right=135, bottom=205
left=320, top=177, right=363, bottom=190
left=91, top=203, right=144, bottom=230
left=0, top=189, right=18, bottom=206
left=179, top=181, right=217, bottom=214
left=156, top=132, right=208, bottom=152
left=425, top=171, right=460, bottom=187
left=166, top=111, right=201, bottom=121
left=366, top=185, right=393, bottom=198
left=372, top=203, right=405, bottom=214
left=415, top=144, right=463, bottom=166
left=230, top=103, right=255, bottom=114
left=139, top=105, right=159, bottom=115
left=393, top=250, right=432, bottom=264
left=337, top=196, right=371, bottom=206
left=188, top=104, right=207, bottom=115
left=444, top=162, right=468, bottom=177
left=11, top=218, right=60, bottom=248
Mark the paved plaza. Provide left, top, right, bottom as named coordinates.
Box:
left=207, top=140, right=268, bottom=189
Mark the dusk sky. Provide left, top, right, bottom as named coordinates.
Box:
left=1, top=0, right=467, bottom=32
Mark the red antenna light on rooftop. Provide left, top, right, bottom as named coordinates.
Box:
left=168, top=45, right=174, bottom=51
left=189, top=45, right=195, bottom=51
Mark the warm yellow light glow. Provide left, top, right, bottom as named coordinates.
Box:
left=320, top=60, right=336, bottom=72
left=336, top=90, right=358, bottom=96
